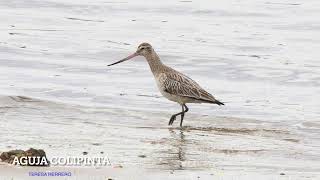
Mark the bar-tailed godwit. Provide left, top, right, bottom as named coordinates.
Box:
left=108, top=43, right=224, bottom=127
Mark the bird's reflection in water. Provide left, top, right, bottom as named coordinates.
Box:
left=158, top=127, right=187, bottom=170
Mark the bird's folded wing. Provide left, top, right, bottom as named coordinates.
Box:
left=159, top=73, right=217, bottom=103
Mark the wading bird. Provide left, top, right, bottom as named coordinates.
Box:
left=108, top=43, right=224, bottom=127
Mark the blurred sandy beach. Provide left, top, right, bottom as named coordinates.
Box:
left=0, top=0, right=320, bottom=179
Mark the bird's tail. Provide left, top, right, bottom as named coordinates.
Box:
left=200, top=98, right=225, bottom=105
left=214, top=100, right=225, bottom=106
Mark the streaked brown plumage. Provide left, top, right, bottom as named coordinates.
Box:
left=108, top=42, right=224, bottom=127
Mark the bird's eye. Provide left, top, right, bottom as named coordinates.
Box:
left=140, top=47, right=145, bottom=50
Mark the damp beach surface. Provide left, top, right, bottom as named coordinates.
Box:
left=0, top=0, right=320, bottom=179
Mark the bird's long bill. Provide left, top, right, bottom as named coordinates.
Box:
left=107, top=52, right=138, bottom=66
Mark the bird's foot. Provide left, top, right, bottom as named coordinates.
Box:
left=168, top=115, right=176, bottom=125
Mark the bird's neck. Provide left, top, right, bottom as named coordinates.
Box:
left=145, top=51, right=165, bottom=76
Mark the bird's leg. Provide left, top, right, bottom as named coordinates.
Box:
left=180, top=105, right=185, bottom=127
left=168, top=105, right=185, bottom=126
left=180, top=104, right=189, bottom=127
left=184, top=104, right=189, bottom=112
left=169, top=114, right=179, bottom=126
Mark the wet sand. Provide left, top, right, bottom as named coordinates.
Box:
left=1, top=165, right=313, bottom=180
left=0, top=0, right=320, bottom=179
left=0, top=96, right=319, bottom=179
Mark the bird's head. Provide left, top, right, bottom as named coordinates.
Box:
left=136, top=42, right=153, bottom=57
left=108, top=42, right=154, bottom=66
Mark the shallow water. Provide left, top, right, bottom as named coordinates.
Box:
left=0, top=0, right=320, bottom=179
